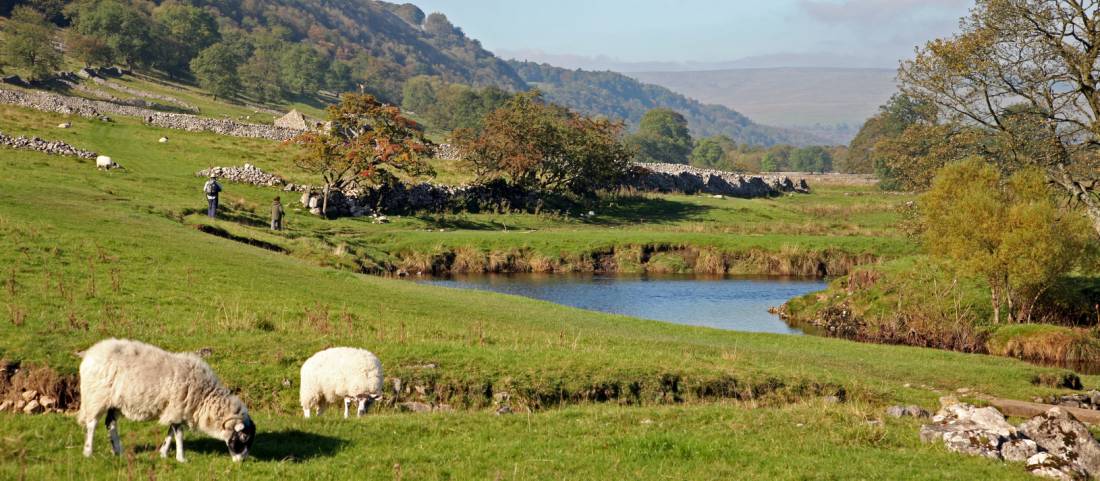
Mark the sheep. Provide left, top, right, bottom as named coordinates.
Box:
left=95, top=155, right=119, bottom=170
left=77, top=339, right=255, bottom=463
left=300, top=347, right=384, bottom=419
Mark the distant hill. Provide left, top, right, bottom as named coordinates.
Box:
left=507, top=61, right=826, bottom=147
left=630, top=68, right=898, bottom=144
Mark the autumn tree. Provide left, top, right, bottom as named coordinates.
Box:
left=1, top=6, right=61, bottom=81
left=847, top=94, right=934, bottom=175
left=290, top=93, right=433, bottom=217
left=455, top=91, right=633, bottom=196
left=921, top=159, right=1091, bottom=324
left=900, top=0, right=1100, bottom=238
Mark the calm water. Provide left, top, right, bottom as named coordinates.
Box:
left=422, top=274, right=826, bottom=335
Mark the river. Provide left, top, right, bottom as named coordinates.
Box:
left=422, top=274, right=826, bottom=335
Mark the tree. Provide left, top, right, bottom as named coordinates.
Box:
left=66, top=29, right=113, bottom=67
left=281, top=43, right=326, bottom=95
left=847, top=94, right=934, bottom=175
left=760, top=145, right=792, bottom=172
left=153, top=2, right=220, bottom=76
left=628, top=108, right=693, bottom=164
left=921, top=159, right=1091, bottom=324
left=1, top=6, right=61, bottom=81
left=455, top=91, right=633, bottom=196
left=690, top=137, right=727, bottom=169
left=900, top=0, right=1100, bottom=238
left=789, top=146, right=833, bottom=173
left=290, top=93, right=432, bottom=218
left=66, top=0, right=154, bottom=68
left=190, top=43, right=241, bottom=100
left=239, top=49, right=284, bottom=102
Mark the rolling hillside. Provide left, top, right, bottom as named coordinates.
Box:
left=631, top=68, right=898, bottom=144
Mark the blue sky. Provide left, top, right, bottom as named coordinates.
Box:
left=411, top=0, right=973, bottom=70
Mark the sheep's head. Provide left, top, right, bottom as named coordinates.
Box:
left=356, top=393, right=384, bottom=416
left=226, top=415, right=255, bottom=462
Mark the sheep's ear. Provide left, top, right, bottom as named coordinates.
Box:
left=371, top=393, right=383, bottom=401
left=234, top=423, right=245, bottom=432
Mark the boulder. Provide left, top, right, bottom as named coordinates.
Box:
left=887, top=405, right=930, bottom=418
left=1001, top=438, right=1040, bottom=463
left=22, top=399, right=42, bottom=414
left=943, top=429, right=1002, bottom=459
left=1026, top=452, right=1088, bottom=481
left=1018, top=407, right=1100, bottom=478
left=21, top=390, right=37, bottom=402
left=38, top=396, right=56, bottom=410
left=0, top=400, right=12, bottom=412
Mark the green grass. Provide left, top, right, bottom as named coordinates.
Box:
left=0, top=100, right=1088, bottom=479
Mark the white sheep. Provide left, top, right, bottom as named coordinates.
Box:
left=77, top=339, right=255, bottom=462
left=95, top=155, right=119, bottom=170
left=300, top=347, right=384, bottom=418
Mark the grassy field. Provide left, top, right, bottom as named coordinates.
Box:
left=0, top=98, right=1090, bottom=479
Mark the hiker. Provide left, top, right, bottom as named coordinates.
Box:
left=271, top=196, right=284, bottom=231
left=203, top=175, right=222, bottom=219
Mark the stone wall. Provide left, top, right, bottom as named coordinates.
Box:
left=196, top=164, right=287, bottom=187
left=0, top=130, right=98, bottom=159
left=0, top=87, right=299, bottom=141
left=432, top=143, right=462, bottom=160
left=626, top=163, right=810, bottom=198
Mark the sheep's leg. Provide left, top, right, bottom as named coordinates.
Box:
left=106, top=409, right=122, bottom=456
left=357, top=398, right=368, bottom=417
left=173, top=425, right=186, bottom=463
left=303, top=406, right=311, bottom=418
left=343, top=398, right=351, bottom=419
left=158, top=426, right=173, bottom=458
left=82, top=419, right=97, bottom=457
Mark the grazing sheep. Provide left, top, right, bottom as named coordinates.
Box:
left=95, top=155, right=118, bottom=170
left=77, top=339, right=255, bottom=462
left=300, top=347, right=384, bottom=418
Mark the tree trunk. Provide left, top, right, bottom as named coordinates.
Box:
left=322, top=184, right=330, bottom=219
left=991, top=284, right=1001, bottom=325
left=1050, top=164, right=1100, bottom=238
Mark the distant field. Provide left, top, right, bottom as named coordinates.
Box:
left=630, top=68, right=898, bottom=142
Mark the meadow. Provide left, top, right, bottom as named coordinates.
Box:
left=0, top=101, right=1088, bottom=479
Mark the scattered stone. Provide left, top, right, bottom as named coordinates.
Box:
left=886, top=405, right=929, bottom=418
left=22, top=399, right=41, bottom=414
left=14, top=400, right=26, bottom=411
left=398, top=402, right=432, bottom=413
left=822, top=395, right=841, bottom=405
left=58, top=122, right=71, bottom=129
left=1043, top=390, right=1100, bottom=411
left=281, top=379, right=292, bottom=388
left=197, top=347, right=214, bottom=358
left=1018, top=407, right=1100, bottom=478
left=21, top=390, right=37, bottom=402
left=158, top=137, right=168, bottom=143
left=1002, top=439, right=1040, bottom=463
left=495, top=405, right=512, bottom=416
left=0, top=400, right=11, bottom=412
left=943, top=429, right=1002, bottom=459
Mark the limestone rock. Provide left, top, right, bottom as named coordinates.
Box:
left=1001, top=438, right=1039, bottom=463
left=943, top=429, right=1002, bottom=459
left=1026, top=452, right=1088, bottom=481
left=38, top=396, right=56, bottom=410
left=1018, top=407, right=1100, bottom=478
left=58, top=122, right=71, bottom=129
left=0, top=400, right=12, bottom=412
left=887, top=405, right=929, bottom=418
left=21, top=390, right=37, bottom=402
left=22, top=399, right=41, bottom=414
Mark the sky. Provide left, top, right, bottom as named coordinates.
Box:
left=410, top=0, right=974, bottom=71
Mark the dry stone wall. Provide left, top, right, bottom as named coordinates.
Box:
left=197, top=164, right=287, bottom=187
left=626, top=163, right=810, bottom=198
left=0, top=87, right=299, bottom=141
left=0, top=130, right=97, bottom=159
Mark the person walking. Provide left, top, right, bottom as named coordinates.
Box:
left=203, top=175, right=222, bottom=219
left=271, top=196, right=284, bottom=231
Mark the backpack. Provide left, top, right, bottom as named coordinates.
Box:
left=204, top=180, right=220, bottom=195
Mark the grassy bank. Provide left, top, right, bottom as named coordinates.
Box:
left=782, top=257, right=1100, bottom=365
left=0, top=100, right=1089, bottom=479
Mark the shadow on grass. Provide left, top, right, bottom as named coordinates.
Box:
left=593, top=196, right=714, bottom=226
left=185, top=430, right=348, bottom=462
